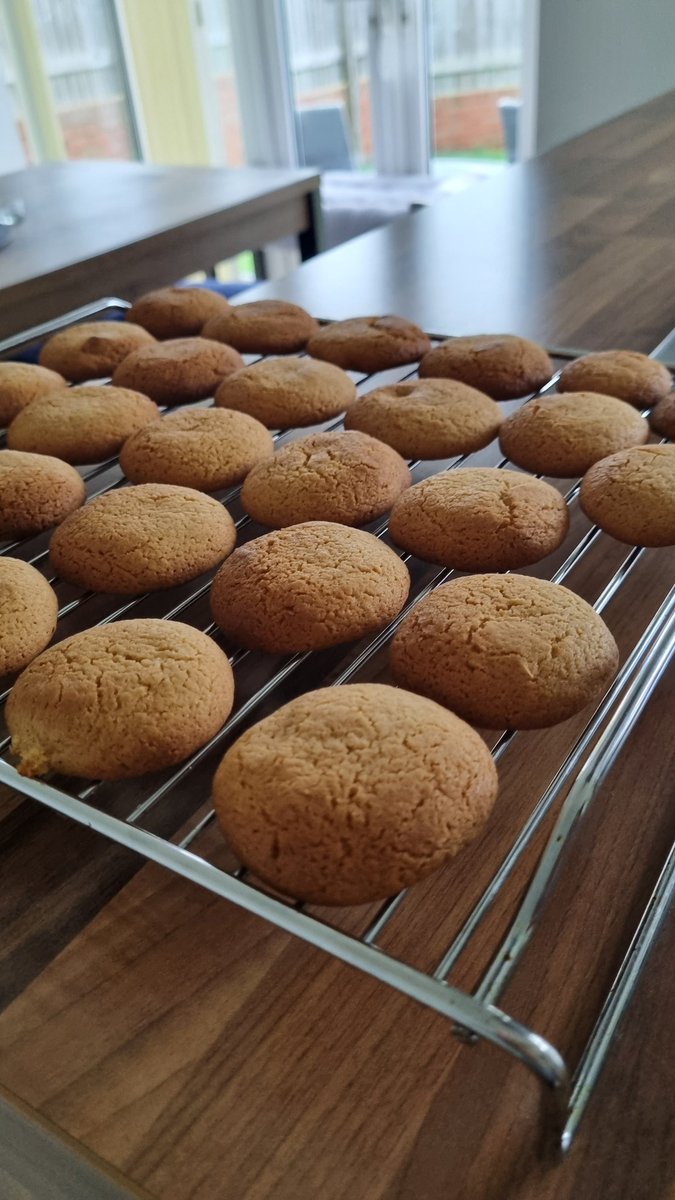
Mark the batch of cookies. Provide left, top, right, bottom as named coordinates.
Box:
left=1, top=286, right=674, bottom=908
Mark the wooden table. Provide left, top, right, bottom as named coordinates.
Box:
left=1, top=92, right=675, bottom=1200
left=0, top=161, right=321, bottom=338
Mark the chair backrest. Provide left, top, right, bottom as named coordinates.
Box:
left=295, top=105, right=354, bottom=172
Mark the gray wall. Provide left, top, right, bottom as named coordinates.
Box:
left=533, top=0, right=675, bottom=154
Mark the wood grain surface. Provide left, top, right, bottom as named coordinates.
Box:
left=1, top=93, right=675, bottom=1200
left=0, top=161, right=320, bottom=337
left=252, top=90, right=675, bottom=351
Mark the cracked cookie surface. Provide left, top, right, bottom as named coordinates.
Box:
left=241, top=430, right=411, bottom=528
left=307, top=316, right=431, bottom=374
left=120, top=406, right=273, bottom=490
left=215, top=355, right=356, bottom=429
left=389, top=468, right=569, bottom=570
left=7, top=618, right=234, bottom=779
left=212, top=682, right=498, bottom=905
left=211, top=521, right=410, bottom=652
left=344, top=377, right=502, bottom=459
left=112, top=337, right=244, bottom=404
left=8, top=385, right=160, bottom=464
left=50, top=482, right=236, bottom=593
left=127, top=286, right=230, bottom=339
left=39, top=321, right=155, bottom=382
left=580, top=444, right=675, bottom=546
left=390, top=573, right=619, bottom=729
left=650, top=391, right=675, bottom=438
left=203, top=300, right=319, bottom=354
left=499, top=391, right=649, bottom=476
left=0, top=558, right=58, bottom=675
left=0, top=362, right=67, bottom=426
left=558, top=350, right=671, bottom=407
left=419, top=334, right=553, bottom=400
left=0, top=449, right=86, bottom=539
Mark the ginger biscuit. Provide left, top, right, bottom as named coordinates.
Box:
left=391, top=574, right=619, bottom=729
left=0, top=558, right=58, bottom=675
left=307, top=315, right=431, bottom=374
left=8, top=385, right=160, bottom=464
left=241, top=430, right=411, bottom=528
left=0, top=449, right=86, bottom=540
left=127, top=286, right=230, bottom=339
left=120, top=406, right=273, bottom=491
left=389, top=468, right=569, bottom=570
left=39, top=321, right=155, bottom=382
left=419, top=334, right=553, bottom=400
left=203, top=300, right=319, bottom=354
left=650, top=392, right=675, bottom=438
left=558, top=350, right=671, bottom=408
left=580, top=444, right=675, bottom=546
left=210, top=521, right=410, bottom=652
left=7, top=618, right=234, bottom=780
left=212, top=683, right=498, bottom=905
left=499, top=392, right=649, bottom=476
left=111, top=337, right=244, bottom=404
left=215, top=356, right=356, bottom=429
left=344, top=377, right=502, bottom=459
left=0, top=362, right=67, bottom=426
left=50, top=483, right=236, bottom=593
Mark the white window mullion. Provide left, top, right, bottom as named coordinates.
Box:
left=227, top=0, right=298, bottom=167
left=368, top=0, right=430, bottom=175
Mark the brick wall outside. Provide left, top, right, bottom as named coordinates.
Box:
left=54, top=81, right=516, bottom=164
left=58, top=98, right=136, bottom=160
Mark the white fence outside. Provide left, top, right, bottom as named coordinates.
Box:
left=24, top=0, right=522, bottom=112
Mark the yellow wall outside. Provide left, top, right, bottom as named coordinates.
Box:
left=2, top=0, right=65, bottom=159
left=120, top=0, right=211, bottom=165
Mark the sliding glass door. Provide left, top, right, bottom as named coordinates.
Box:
left=284, top=0, right=429, bottom=176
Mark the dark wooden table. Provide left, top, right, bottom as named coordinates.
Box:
left=0, top=161, right=321, bottom=338
left=1, top=91, right=675, bottom=1200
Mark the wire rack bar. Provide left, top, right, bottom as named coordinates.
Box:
left=561, top=836, right=675, bottom=1151
left=0, top=299, right=673, bottom=1158
left=0, top=755, right=570, bottom=1109
left=431, top=584, right=675, bottom=982
left=0, top=297, right=131, bottom=357
left=476, top=592, right=675, bottom=1007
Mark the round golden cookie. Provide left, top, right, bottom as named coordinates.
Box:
left=120, top=406, right=273, bottom=491
left=0, top=362, right=68, bottom=426
left=126, top=286, right=230, bottom=339
left=39, top=321, right=155, bottom=383
left=419, top=334, right=553, bottom=400
left=499, top=392, right=649, bottom=477
left=344, top=378, right=502, bottom=459
left=0, top=450, right=86, bottom=540
left=50, top=483, right=236, bottom=594
left=111, top=337, right=244, bottom=405
left=650, top=392, right=675, bottom=438
left=210, top=522, right=410, bottom=653
left=214, top=356, right=357, bottom=429
left=241, top=430, right=411, bottom=528
left=307, top=316, right=431, bottom=374
left=391, top=574, right=619, bottom=730
left=0, top=558, right=58, bottom=675
left=558, top=350, right=671, bottom=408
left=7, top=385, right=160, bottom=465
left=389, top=469, right=570, bottom=571
left=212, top=682, right=498, bottom=905
left=7, top=618, right=234, bottom=780
left=202, top=300, right=319, bottom=354
left=580, top=444, right=675, bottom=547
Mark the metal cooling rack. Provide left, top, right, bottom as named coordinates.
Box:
left=1, top=298, right=674, bottom=1157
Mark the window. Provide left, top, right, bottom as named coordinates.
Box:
left=285, top=0, right=372, bottom=171
left=32, top=0, right=139, bottom=159
left=428, top=0, right=524, bottom=171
